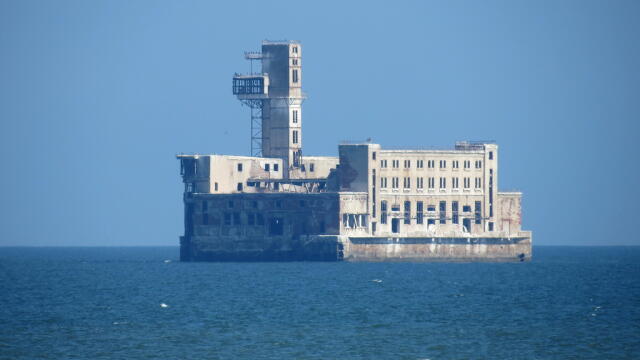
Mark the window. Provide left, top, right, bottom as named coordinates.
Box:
left=292, top=46, right=298, bottom=53
left=372, top=152, right=376, bottom=160
left=292, top=58, right=298, bottom=65
left=214, top=182, right=218, bottom=191
left=237, top=183, right=243, bottom=191
left=265, top=163, right=270, bottom=171
left=392, top=177, right=399, bottom=189
left=439, top=177, right=446, bottom=189
left=464, top=160, right=470, bottom=169
left=488, top=222, right=494, bottom=231
left=391, top=204, right=400, bottom=212
left=417, top=177, right=424, bottom=189
left=464, top=177, right=470, bottom=189
left=417, top=160, right=424, bottom=168
left=463, top=205, right=471, bottom=212
left=475, top=177, right=481, bottom=188
left=452, top=177, right=459, bottom=189
left=237, top=163, right=243, bottom=172
left=380, top=177, right=387, bottom=188
left=452, top=201, right=459, bottom=224
left=439, top=201, right=446, bottom=224
left=475, top=160, right=482, bottom=169
left=475, top=201, right=482, bottom=224
left=381, top=201, right=388, bottom=224
left=274, top=164, right=279, bottom=171
left=416, top=201, right=424, bottom=224
left=404, top=160, right=411, bottom=168
left=453, top=160, right=459, bottom=169
left=403, top=177, right=411, bottom=189
left=427, top=205, right=436, bottom=212
left=380, top=159, right=387, bottom=168
left=428, top=177, right=435, bottom=189
left=292, top=110, right=298, bottom=123
left=301, top=164, right=306, bottom=172
left=428, top=160, right=435, bottom=168
left=292, top=69, right=298, bottom=83
left=489, top=151, right=493, bottom=160
left=439, top=160, right=446, bottom=168
left=392, top=160, right=399, bottom=168
left=292, top=130, right=298, bottom=144
left=404, top=201, right=411, bottom=224
left=310, top=163, right=314, bottom=172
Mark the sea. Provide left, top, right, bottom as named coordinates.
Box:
left=0, top=246, right=638, bottom=360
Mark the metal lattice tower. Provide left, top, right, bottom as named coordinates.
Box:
left=233, top=41, right=304, bottom=175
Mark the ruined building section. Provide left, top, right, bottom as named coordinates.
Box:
left=233, top=41, right=305, bottom=177
left=178, top=40, right=532, bottom=262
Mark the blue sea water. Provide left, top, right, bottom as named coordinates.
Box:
left=0, top=247, right=639, bottom=359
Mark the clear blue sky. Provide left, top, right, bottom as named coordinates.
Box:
left=1, top=0, right=638, bottom=246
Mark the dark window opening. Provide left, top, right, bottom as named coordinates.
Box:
left=488, top=222, right=494, bottom=231
left=269, top=218, right=284, bottom=236
left=310, top=163, right=314, bottom=172
left=439, top=201, right=446, bottom=224
left=274, top=164, right=279, bottom=171
left=475, top=201, right=482, bottom=225
left=237, top=183, right=243, bottom=191
left=404, top=201, right=411, bottom=224
left=237, top=163, right=243, bottom=172
left=381, top=201, right=388, bottom=224
left=265, top=164, right=270, bottom=171
left=452, top=201, right=459, bottom=224
left=489, top=151, right=493, bottom=160
left=416, top=201, right=424, bottom=224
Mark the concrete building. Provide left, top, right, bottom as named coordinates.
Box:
left=177, top=40, right=532, bottom=262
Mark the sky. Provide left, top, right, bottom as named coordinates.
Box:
left=1, top=0, right=639, bottom=246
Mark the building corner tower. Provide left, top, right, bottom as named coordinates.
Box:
left=233, top=40, right=304, bottom=178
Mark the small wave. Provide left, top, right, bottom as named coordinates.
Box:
left=160, top=303, right=169, bottom=308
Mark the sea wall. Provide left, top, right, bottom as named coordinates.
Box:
left=322, top=233, right=532, bottom=262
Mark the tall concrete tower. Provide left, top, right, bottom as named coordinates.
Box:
left=233, top=40, right=304, bottom=177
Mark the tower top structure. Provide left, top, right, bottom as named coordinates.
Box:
left=233, top=40, right=305, bottom=177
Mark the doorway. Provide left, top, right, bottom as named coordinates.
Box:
left=391, top=218, right=400, bottom=234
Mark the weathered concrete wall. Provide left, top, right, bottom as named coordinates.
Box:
left=338, top=234, right=532, bottom=262
left=497, top=192, right=522, bottom=234
left=181, top=192, right=340, bottom=261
